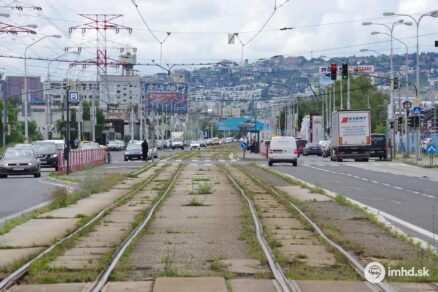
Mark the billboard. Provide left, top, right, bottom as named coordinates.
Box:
left=145, top=82, right=188, bottom=113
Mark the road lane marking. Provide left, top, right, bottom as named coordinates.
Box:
left=306, top=165, right=432, bottom=199
left=267, top=168, right=438, bottom=248
left=390, top=200, right=402, bottom=204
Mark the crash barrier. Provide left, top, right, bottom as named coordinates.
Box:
left=57, top=149, right=106, bottom=174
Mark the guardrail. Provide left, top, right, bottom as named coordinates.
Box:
left=57, top=149, right=106, bottom=174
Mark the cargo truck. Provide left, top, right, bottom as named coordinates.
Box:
left=330, top=110, right=371, bottom=162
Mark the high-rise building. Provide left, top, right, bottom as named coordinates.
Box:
left=3, top=76, right=43, bottom=104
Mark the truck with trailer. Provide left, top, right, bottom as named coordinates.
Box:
left=330, top=110, right=371, bottom=162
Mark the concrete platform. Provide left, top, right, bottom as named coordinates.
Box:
left=41, top=189, right=126, bottom=218
left=0, top=247, right=43, bottom=267
left=153, top=277, right=227, bottom=292
left=276, top=185, right=330, bottom=202
left=0, top=218, right=79, bottom=247
left=221, top=259, right=268, bottom=274
left=8, top=283, right=89, bottom=292
left=102, top=281, right=154, bottom=292
left=230, top=279, right=278, bottom=292
left=296, top=280, right=373, bottom=292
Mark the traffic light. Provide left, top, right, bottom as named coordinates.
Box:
left=342, top=63, right=348, bottom=80
left=397, top=116, right=403, bottom=132
left=394, top=77, right=399, bottom=89
left=407, top=116, right=414, bottom=127
left=330, top=63, right=337, bottom=81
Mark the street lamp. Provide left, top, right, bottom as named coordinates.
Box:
left=383, top=11, right=438, bottom=99
left=371, top=31, right=410, bottom=91
left=362, top=19, right=409, bottom=159
left=24, top=34, right=62, bottom=143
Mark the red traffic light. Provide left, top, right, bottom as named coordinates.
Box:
left=331, top=63, right=337, bottom=70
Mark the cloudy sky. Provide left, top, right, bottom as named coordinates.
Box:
left=0, top=0, right=437, bottom=80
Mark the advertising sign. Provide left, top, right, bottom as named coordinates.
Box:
left=145, top=82, right=188, bottom=113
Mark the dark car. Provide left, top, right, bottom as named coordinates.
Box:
left=371, top=134, right=387, bottom=160
left=32, top=142, right=59, bottom=170
left=124, top=143, right=144, bottom=161
left=303, top=143, right=322, bottom=156
left=0, top=147, right=41, bottom=178
left=296, top=139, right=308, bottom=156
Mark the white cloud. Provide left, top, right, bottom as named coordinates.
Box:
left=0, top=0, right=436, bottom=78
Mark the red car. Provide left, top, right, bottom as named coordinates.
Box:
left=296, top=139, right=308, bottom=157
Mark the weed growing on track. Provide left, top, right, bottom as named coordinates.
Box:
left=183, top=196, right=208, bottom=207
left=197, top=182, right=213, bottom=194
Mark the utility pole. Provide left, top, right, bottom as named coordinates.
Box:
left=69, top=14, right=132, bottom=141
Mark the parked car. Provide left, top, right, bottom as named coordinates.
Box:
left=303, top=143, right=323, bottom=156
left=370, top=134, right=387, bottom=160
left=296, top=139, right=308, bottom=157
left=32, top=142, right=59, bottom=170
left=190, top=141, right=201, bottom=150
left=267, top=136, right=298, bottom=166
left=124, top=143, right=144, bottom=161
left=200, top=140, right=207, bottom=148
left=0, top=147, right=41, bottom=178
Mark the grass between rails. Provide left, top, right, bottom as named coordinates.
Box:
left=257, top=164, right=438, bottom=282
left=110, top=165, right=183, bottom=281
left=24, top=164, right=170, bottom=283
left=234, top=165, right=360, bottom=281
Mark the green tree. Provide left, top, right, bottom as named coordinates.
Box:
left=295, top=76, right=389, bottom=133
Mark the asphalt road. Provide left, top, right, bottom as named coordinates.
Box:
left=0, top=168, right=57, bottom=222
left=0, top=149, right=181, bottom=224
left=271, top=156, right=438, bottom=247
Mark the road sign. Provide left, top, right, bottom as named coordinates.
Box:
left=402, top=100, right=412, bottom=110
left=411, top=106, right=423, bottom=115
left=427, top=144, right=437, bottom=155
left=413, top=98, right=421, bottom=106
left=68, top=91, right=80, bottom=105
left=240, top=141, right=247, bottom=149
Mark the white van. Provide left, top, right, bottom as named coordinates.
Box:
left=267, top=136, right=298, bottom=166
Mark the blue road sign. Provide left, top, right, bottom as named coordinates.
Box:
left=411, top=106, right=423, bottom=115
left=426, top=144, right=437, bottom=155
left=240, top=142, right=248, bottom=149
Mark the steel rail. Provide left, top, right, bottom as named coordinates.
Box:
left=0, top=162, right=159, bottom=292
left=90, top=164, right=184, bottom=292
left=223, top=167, right=295, bottom=292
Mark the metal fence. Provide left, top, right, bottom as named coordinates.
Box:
left=57, top=149, right=106, bottom=174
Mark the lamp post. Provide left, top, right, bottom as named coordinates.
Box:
left=24, top=34, right=62, bottom=143
left=383, top=11, right=438, bottom=99
left=371, top=31, right=410, bottom=92
left=362, top=20, right=409, bottom=159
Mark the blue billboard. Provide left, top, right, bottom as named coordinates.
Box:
left=145, top=82, right=188, bottom=114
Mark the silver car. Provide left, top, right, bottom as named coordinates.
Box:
left=0, top=147, right=41, bottom=178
